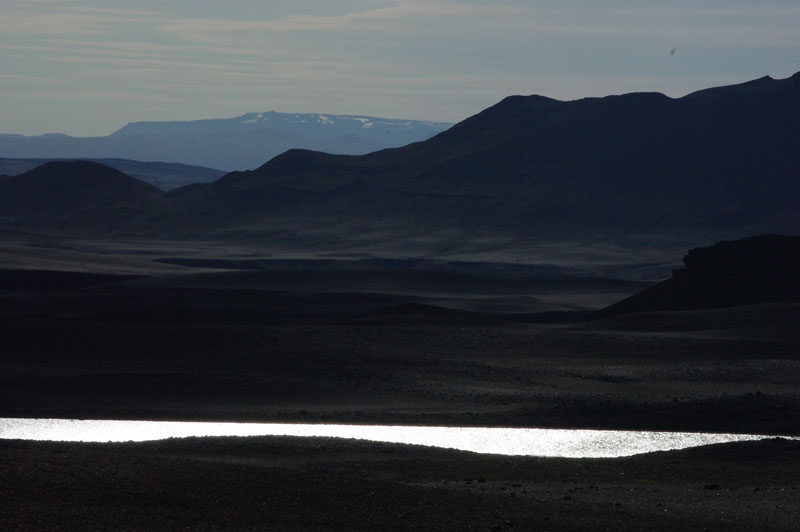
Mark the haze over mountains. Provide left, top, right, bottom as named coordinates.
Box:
left=0, top=112, right=452, bottom=172
left=1, top=73, right=798, bottom=265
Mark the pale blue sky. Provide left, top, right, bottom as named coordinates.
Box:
left=2, top=0, right=798, bottom=136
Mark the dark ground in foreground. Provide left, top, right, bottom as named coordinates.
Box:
left=2, top=437, right=799, bottom=531
left=2, top=266, right=799, bottom=434
left=2, top=246, right=799, bottom=530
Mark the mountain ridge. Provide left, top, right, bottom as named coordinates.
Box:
left=3, top=73, right=798, bottom=264
left=0, top=112, right=453, bottom=171
left=158, top=71, right=798, bottom=242
left=111, top=111, right=451, bottom=138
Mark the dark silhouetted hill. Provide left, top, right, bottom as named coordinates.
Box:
left=3, top=73, right=799, bottom=261
left=0, top=158, right=225, bottom=191
left=506, top=234, right=800, bottom=323
left=135, top=72, right=800, bottom=253
left=602, top=234, right=800, bottom=314
left=0, top=161, right=165, bottom=234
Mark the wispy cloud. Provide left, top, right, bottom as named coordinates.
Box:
left=1, top=0, right=798, bottom=136
left=0, top=73, right=71, bottom=84
left=60, top=6, right=161, bottom=17
left=0, top=10, right=158, bottom=36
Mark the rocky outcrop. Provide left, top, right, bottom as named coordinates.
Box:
left=603, top=235, right=800, bottom=314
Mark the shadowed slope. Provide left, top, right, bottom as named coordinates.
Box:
left=136, top=73, right=800, bottom=251
left=602, top=234, right=800, bottom=315
left=0, top=157, right=225, bottom=191
left=509, top=234, right=800, bottom=323
left=0, top=160, right=165, bottom=234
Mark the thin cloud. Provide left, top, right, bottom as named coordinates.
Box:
left=157, top=0, right=800, bottom=48
left=0, top=74, right=71, bottom=85
left=0, top=12, right=150, bottom=36
left=61, top=6, right=162, bottom=17
left=2, top=0, right=798, bottom=135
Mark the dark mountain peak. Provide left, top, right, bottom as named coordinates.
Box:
left=733, top=74, right=778, bottom=88
left=249, top=149, right=362, bottom=178
left=257, top=148, right=346, bottom=168
left=211, top=148, right=367, bottom=193
left=684, top=71, right=799, bottom=100
left=500, top=94, right=560, bottom=105
left=0, top=160, right=164, bottom=233
left=0, top=157, right=225, bottom=192
left=440, top=93, right=562, bottom=140
left=447, top=90, right=671, bottom=143
left=457, top=94, right=561, bottom=124
left=486, top=94, right=562, bottom=115
left=602, top=91, right=671, bottom=103
left=576, top=91, right=672, bottom=116
left=494, top=91, right=671, bottom=110
left=24, top=159, right=126, bottom=178
left=14, top=160, right=161, bottom=194
left=577, top=90, right=669, bottom=102
left=741, top=75, right=775, bottom=86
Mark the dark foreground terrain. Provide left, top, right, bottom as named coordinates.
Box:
left=2, top=437, right=799, bottom=531
left=2, top=240, right=799, bottom=530
left=2, top=263, right=799, bottom=433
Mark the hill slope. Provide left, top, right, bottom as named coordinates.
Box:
left=0, top=158, right=225, bottom=191
left=0, top=161, right=165, bottom=234
left=137, top=72, right=800, bottom=256
left=602, top=234, right=800, bottom=315
left=3, top=74, right=798, bottom=264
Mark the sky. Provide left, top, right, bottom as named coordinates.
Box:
left=1, top=0, right=798, bottom=136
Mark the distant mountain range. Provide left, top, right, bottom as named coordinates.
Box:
left=1, top=73, right=798, bottom=263
left=0, top=112, right=453, bottom=171
left=0, top=158, right=224, bottom=191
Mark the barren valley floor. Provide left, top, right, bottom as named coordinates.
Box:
left=2, top=243, right=799, bottom=530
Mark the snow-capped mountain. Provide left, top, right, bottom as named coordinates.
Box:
left=0, top=112, right=453, bottom=171
left=114, top=111, right=450, bottom=141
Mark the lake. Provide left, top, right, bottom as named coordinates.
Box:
left=0, top=418, right=789, bottom=458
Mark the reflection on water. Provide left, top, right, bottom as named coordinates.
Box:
left=0, top=418, right=785, bottom=458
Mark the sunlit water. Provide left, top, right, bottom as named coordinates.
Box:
left=1, top=418, right=792, bottom=458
